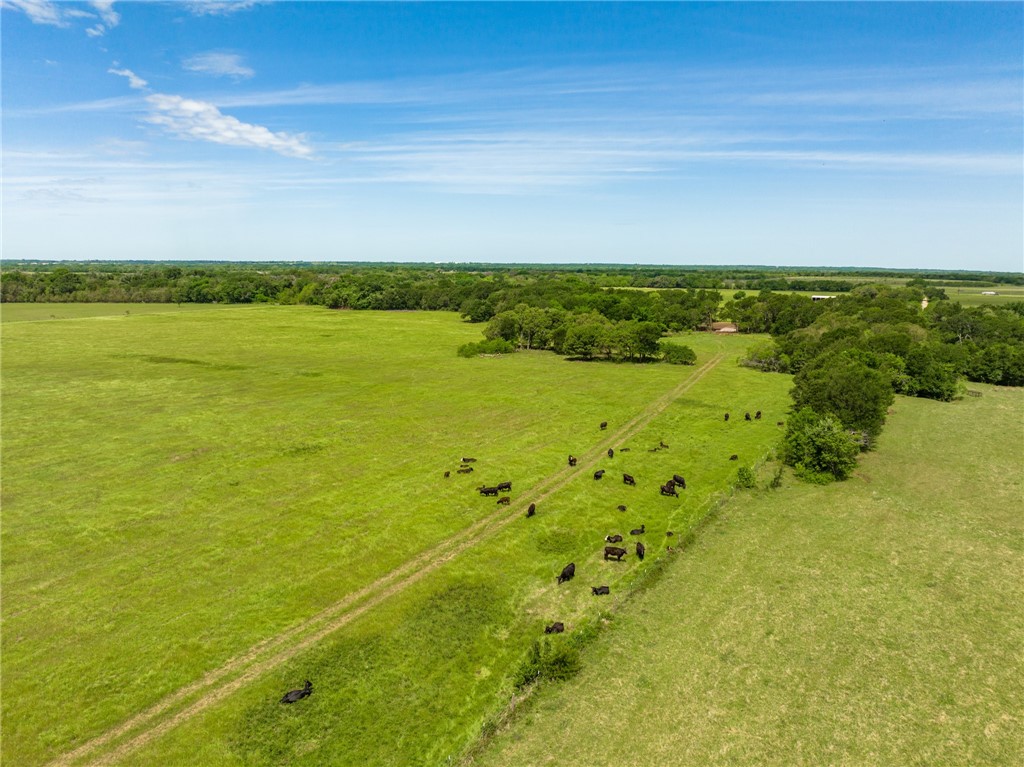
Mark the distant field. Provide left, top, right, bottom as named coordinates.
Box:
left=945, top=285, right=1024, bottom=307
left=2, top=306, right=791, bottom=766
left=0, top=303, right=246, bottom=322
left=471, top=385, right=1024, bottom=767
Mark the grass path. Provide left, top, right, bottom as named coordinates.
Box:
left=52, top=354, right=725, bottom=767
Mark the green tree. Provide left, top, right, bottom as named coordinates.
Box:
left=792, top=352, right=894, bottom=444
left=782, top=407, right=860, bottom=482
left=659, top=341, right=697, bottom=365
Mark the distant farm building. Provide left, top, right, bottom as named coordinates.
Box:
left=811, top=295, right=837, bottom=301
left=981, top=291, right=999, bottom=296
left=710, top=322, right=738, bottom=334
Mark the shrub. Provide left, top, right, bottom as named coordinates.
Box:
left=513, top=638, right=582, bottom=689
left=736, top=466, right=757, bottom=489
left=660, top=341, right=697, bottom=365
left=782, top=407, right=860, bottom=482
left=457, top=339, right=516, bottom=358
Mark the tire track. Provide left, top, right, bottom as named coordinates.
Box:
left=51, top=353, right=725, bottom=767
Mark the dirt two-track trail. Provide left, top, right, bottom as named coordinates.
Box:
left=47, top=353, right=725, bottom=767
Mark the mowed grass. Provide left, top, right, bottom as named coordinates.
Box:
left=0, top=303, right=247, bottom=322
left=471, top=385, right=1024, bottom=767
left=1, top=307, right=790, bottom=766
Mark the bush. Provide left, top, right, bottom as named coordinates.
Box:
left=736, top=466, right=757, bottom=489
left=782, top=407, right=860, bottom=482
left=659, top=341, right=697, bottom=365
left=457, top=339, right=516, bottom=358
left=513, top=638, right=581, bottom=689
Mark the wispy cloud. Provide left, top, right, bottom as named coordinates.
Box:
left=183, top=52, right=255, bottom=79
left=108, top=67, right=148, bottom=90
left=2, top=0, right=66, bottom=26
left=185, top=1, right=264, bottom=16
left=143, top=93, right=313, bottom=159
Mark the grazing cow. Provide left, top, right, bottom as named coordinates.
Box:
left=497, top=480, right=512, bottom=492
left=497, top=496, right=511, bottom=506
left=636, top=542, right=646, bottom=561
left=544, top=622, right=565, bottom=634
left=591, top=585, right=611, bottom=596
left=479, top=486, right=499, bottom=496
left=729, top=454, right=738, bottom=461
left=605, top=534, right=624, bottom=543
left=604, top=546, right=627, bottom=561
left=443, top=471, right=450, bottom=479
left=608, top=448, right=614, bottom=459
left=664, top=478, right=676, bottom=490
left=526, top=503, right=536, bottom=517
left=280, top=680, right=313, bottom=704
left=630, top=525, right=646, bottom=535
left=600, top=421, right=608, bottom=430
left=755, top=410, right=762, bottom=420
left=617, top=504, right=627, bottom=512
left=622, top=473, right=636, bottom=486
left=557, top=562, right=576, bottom=584
left=660, top=483, right=678, bottom=497
left=666, top=530, right=675, bottom=537
left=745, top=412, right=752, bottom=421
left=594, top=469, right=605, bottom=480
left=672, top=474, right=687, bottom=489
left=461, top=457, right=477, bottom=463
left=777, top=421, right=784, bottom=427
left=568, top=455, right=578, bottom=467
left=457, top=467, right=474, bottom=474
left=724, top=413, right=730, bottom=421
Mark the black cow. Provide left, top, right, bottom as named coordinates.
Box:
left=461, top=457, right=477, bottom=463
left=622, top=473, right=636, bottom=486
left=664, top=478, right=676, bottom=489
left=544, top=622, right=565, bottom=634
left=280, top=680, right=313, bottom=704
left=443, top=471, right=450, bottom=479
left=755, top=410, right=762, bottom=420
left=568, top=455, right=578, bottom=467
left=594, top=469, right=605, bottom=480
left=660, top=483, right=678, bottom=497
left=672, top=474, right=687, bottom=489
left=630, top=524, right=646, bottom=535
left=724, top=413, right=730, bottom=421
left=666, top=530, right=675, bottom=537
left=526, top=503, right=536, bottom=517
left=479, top=486, right=499, bottom=496
left=745, top=412, right=752, bottom=421
left=600, top=421, right=608, bottom=430
left=497, top=481, right=512, bottom=492
left=607, top=448, right=614, bottom=459
left=604, top=546, right=627, bottom=561
left=636, top=542, right=646, bottom=561
left=605, top=534, right=624, bottom=543
left=777, top=421, right=784, bottom=427
left=616, top=504, right=627, bottom=512
left=497, top=496, right=511, bottom=506
left=457, top=467, right=474, bottom=474
left=729, top=454, right=738, bottom=461
left=557, top=562, right=576, bottom=584
left=591, top=585, right=610, bottom=596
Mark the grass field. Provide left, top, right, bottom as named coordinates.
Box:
left=470, top=385, right=1024, bottom=766
left=0, top=303, right=248, bottom=323
left=2, top=306, right=792, bottom=766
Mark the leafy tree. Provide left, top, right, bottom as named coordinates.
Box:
left=782, top=407, right=860, bottom=482
left=660, top=342, right=697, bottom=365
left=792, top=352, right=894, bottom=444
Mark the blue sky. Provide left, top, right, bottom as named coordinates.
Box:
left=3, top=1, right=1022, bottom=270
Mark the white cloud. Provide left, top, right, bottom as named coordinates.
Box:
left=2, top=0, right=67, bottom=26
left=86, top=24, right=105, bottom=37
left=90, top=1, right=119, bottom=27
left=185, top=1, right=263, bottom=16
left=183, top=52, right=255, bottom=79
left=108, top=67, right=148, bottom=90
left=143, top=93, right=313, bottom=159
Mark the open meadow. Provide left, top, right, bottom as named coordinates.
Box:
left=471, top=384, right=1024, bottom=767
left=2, top=306, right=792, bottom=766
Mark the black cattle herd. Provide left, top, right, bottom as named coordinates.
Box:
left=280, top=411, right=774, bottom=703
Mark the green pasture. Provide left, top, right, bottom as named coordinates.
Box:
left=0, top=303, right=246, bottom=323
left=472, top=385, right=1024, bottom=767
left=1, top=307, right=791, bottom=766
left=945, top=284, right=1024, bottom=307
